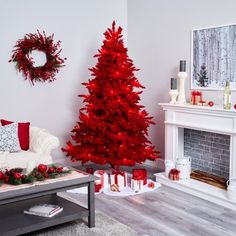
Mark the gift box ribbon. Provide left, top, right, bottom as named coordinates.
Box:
left=112, top=170, right=127, bottom=187
left=191, top=90, right=202, bottom=105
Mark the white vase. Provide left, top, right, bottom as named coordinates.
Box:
left=176, top=156, right=191, bottom=179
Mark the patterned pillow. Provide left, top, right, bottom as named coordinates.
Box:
left=0, top=123, right=21, bottom=152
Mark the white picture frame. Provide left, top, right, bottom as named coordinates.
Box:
left=191, top=23, right=236, bottom=90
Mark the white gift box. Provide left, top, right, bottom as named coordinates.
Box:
left=93, top=170, right=110, bottom=189
left=131, top=179, right=143, bottom=191
left=110, top=171, right=127, bottom=189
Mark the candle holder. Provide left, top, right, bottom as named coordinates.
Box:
left=177, top=60, right=187, bottom=104
left=169, top=89, right=179, bottom=104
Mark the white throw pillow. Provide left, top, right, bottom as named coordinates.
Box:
left=0, top=123, right=21, bottom=152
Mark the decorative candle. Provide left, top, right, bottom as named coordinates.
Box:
left=179, top=60, right=186, bottom=72
left=177, top=60, right=187, bottom=104
left=171, top=78, right=177, bottom=90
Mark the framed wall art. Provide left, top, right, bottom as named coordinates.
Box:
left=191, top=23, right=236, bottom=90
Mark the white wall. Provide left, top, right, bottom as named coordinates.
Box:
left=128, top=0, right=236, bottom=168
left=0, top=0, right=127, bottom=164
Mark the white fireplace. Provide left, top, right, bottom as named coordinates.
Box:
left=154, top=103, right=236, bottom=210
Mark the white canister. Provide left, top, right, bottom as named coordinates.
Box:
left=176, top=156, right=191, bottom=179
left=165, top=160, right=175, bottom=177
left=227, top=179, right=236, bottom=201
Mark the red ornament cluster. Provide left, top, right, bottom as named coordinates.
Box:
left=9, top=30, right=66, bottom=85
left=62, top=21, right=160, bottom=170
left=0, top=164, right=70, bottom=186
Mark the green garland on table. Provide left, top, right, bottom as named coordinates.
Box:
left=0, top=165, right=72, bottom=186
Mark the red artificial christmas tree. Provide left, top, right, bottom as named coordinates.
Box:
left=62, top=21, right=160, bottom=171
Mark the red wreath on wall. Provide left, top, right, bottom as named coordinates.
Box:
left=9, top=30, right=66, bottom=85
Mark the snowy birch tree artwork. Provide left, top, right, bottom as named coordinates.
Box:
left=192, top=24, right=236, bottom=90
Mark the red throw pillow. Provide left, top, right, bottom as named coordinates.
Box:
left=1, top=119, right=30, bottom=150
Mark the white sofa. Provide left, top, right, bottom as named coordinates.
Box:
left=0, top=126, right=59, bottom=172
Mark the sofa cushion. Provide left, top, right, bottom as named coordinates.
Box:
left=0, top=123, right=21, bottom=152
left=1, top=120, right=30, bottom=151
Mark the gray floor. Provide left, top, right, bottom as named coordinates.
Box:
left=67, top=165, right=236, bottom=236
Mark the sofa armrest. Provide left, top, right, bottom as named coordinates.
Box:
left=29, top=127, right=60, bottom=156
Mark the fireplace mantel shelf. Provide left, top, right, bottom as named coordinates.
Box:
left=159, top=103, right=236, bottom=117
left=156, top=102, right=236, bottom=209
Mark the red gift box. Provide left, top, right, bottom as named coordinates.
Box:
left=168, top=168, right=180, bottom=181
left=191, top=91, right=202, bottom=105
left=132, top=169, right=147, bottom=185
left=95, top=183, right=102, bottom=192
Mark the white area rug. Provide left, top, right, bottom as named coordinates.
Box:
left=28, top=192, right=137, bottom=236
left=29, top=212, right=137, bottom=236
left=68, top=178, right=161, bottom=197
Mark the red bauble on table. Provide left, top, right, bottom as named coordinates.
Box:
left=0, top=171, right=4, bottom=180
left=13, top=172, right=22, bottom=180
left=37, top=164, right=48, bottom=173
left=56, top=167, right=63, bottom=173
left=234, top=104, right=236, bottom=110
left=48, top=167, right=55, bottom=173
left=208, top=101, right=214, bottom=107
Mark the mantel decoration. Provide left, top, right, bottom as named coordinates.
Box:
left=9, top=30, right=66, bottom=85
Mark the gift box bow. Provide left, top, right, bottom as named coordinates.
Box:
left=191, top=90, right=202, bottom=96
left=169, top=168, right=180, bottom=175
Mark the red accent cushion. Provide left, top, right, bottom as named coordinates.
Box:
left=1, top=119, right=30, bottom=150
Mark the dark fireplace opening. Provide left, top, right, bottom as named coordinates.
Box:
left=184, top=128, right=230, bottom=189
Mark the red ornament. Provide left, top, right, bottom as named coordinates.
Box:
left=234, top=104, right=236, bottom=110
left=13, top=172, right=22, bottom=180
left=38, top=164, right=48, bottom=173
left=148, top=182, right=155, bottom=188
left=208, top=101, right=214, bottom=107
left=43, top=173, right=49, bottom=178
left=9, top=30, right=66, bottom=85
left=56, top=167, right=63, bottom=173
left=21, top=175, right=27, bottom=180
left=48, top=167, right=55, bottom=173
left=62, top=21, right=160, bottom=171
left=0, top=171, right=4, bottom=180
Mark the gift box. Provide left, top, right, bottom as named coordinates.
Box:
left=86, top=167, right=94, bottom=174
left=95, top=182, right=102, bottom=192
left=131, top=179, right=143, bottom=192
left=94, top=170, right=110, bottom=189
left=168, top=168, right=180, bottom=181
left=191, top=91, right=202, bottom=105
left=110, top=171, right=127, bottom=189
left=132, top=169, right=147, bottom=185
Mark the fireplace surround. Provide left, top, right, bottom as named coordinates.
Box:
left=155, top=103, right=236, bottom=210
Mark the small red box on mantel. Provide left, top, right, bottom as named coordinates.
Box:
left=132, top=169, right=147, bottom=185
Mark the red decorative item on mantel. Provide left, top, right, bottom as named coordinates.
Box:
left=9, top=30, right=66, bottom=85
left=132, top=169, right=147, bottom=185
left=208, top=101, right=214, bottom=107
left=191, top=91, right=202, bottom=105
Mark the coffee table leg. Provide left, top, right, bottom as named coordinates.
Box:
left=88, top=181, right=95, bottom=228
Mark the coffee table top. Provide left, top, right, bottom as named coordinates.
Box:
left=0, top=169, right=98, bottom=204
